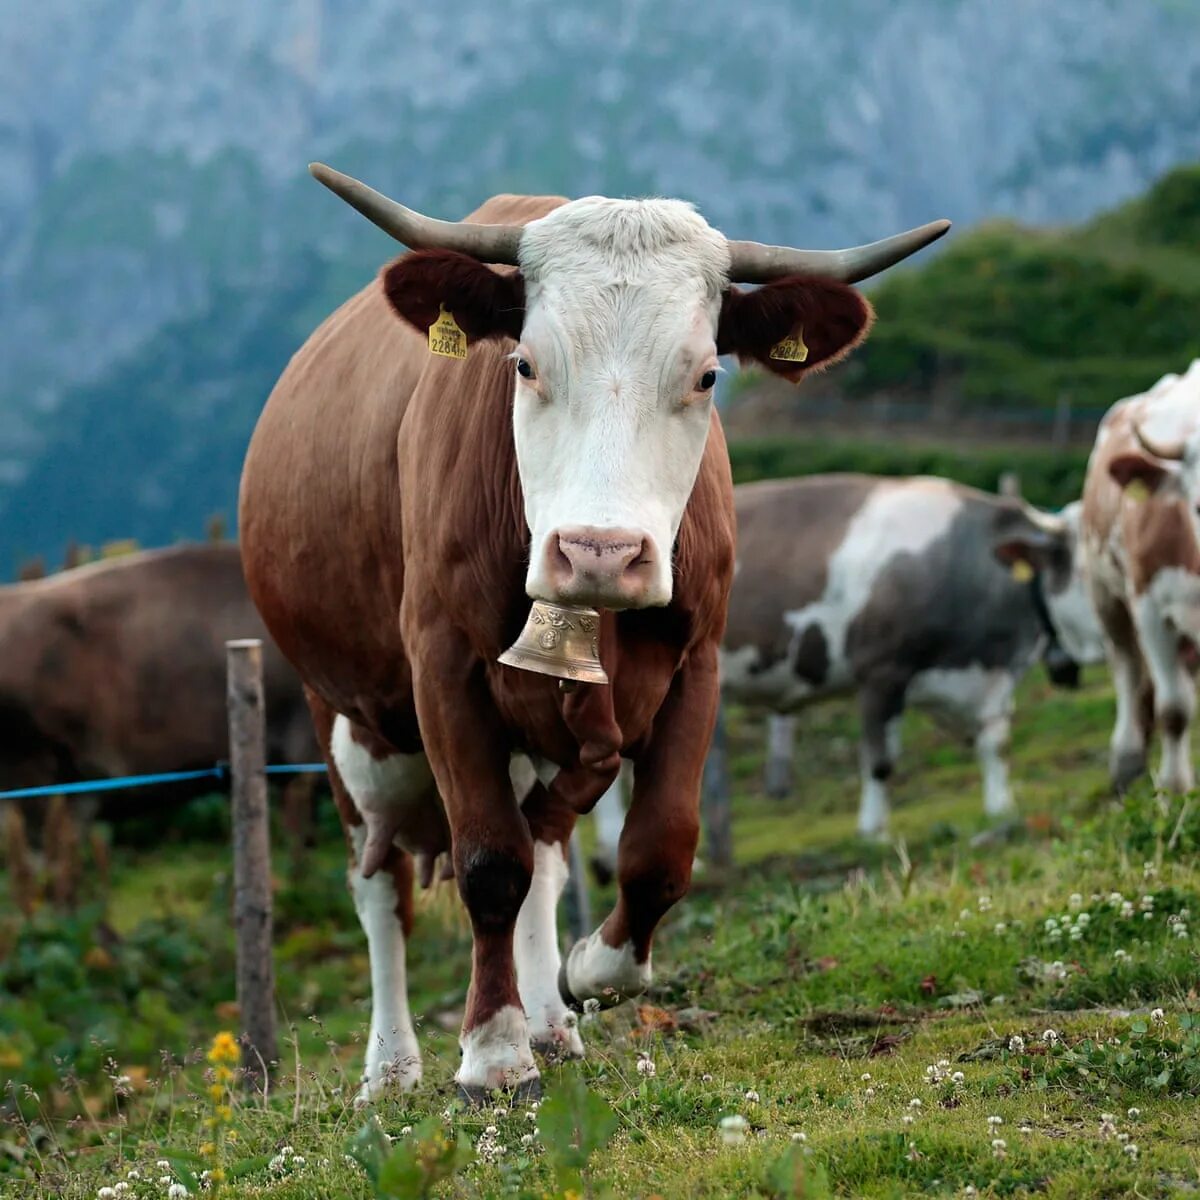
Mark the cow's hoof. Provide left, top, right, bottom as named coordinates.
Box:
left=1112, top=751, right=1147, bottom=794
left=456, top=1076, right=542, bottom=1108
left=532, top=1032, right=585, bottom=1064
left=558, top=956, right=582, bottom=1012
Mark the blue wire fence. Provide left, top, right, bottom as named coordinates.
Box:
left=0, top=763, right=327, bottom=803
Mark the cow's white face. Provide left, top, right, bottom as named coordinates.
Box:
left=513, top=199, right=730, bottom=609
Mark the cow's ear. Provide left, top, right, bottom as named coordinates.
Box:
left=717, top=275, right=874, bottom=381
left=1108, top=452, right=1175, bottom=497
left=381, top=250, right=525, bottom=343
left=992, top=529, right=1068, bottom=583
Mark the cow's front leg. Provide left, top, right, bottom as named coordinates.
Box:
left=1135, top=600, right=1195, bottom=793
left=856, top=683, right=905, bottom=838
left=560, top=644, right=718, bottom=1009
left=765, top=713, right=796, bottom=799
left=412, top=638, right=537, bottom=1103
left=511, top=759, right=585, bottom=1061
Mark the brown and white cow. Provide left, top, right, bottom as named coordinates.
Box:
left=0, top=545, right=316, bottom=817
left=239, top=165, right=947, bottom=1101
left=1082, top=363, right=1200, bottom=793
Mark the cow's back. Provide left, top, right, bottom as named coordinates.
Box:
left=239, top=195, right=568, bottom=743
left=723, top=474, right=1047, bottom=706
left=0, top=544, right=313, bottom=784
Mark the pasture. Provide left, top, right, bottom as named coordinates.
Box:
left=3, top=666, right=1199, bottom=1199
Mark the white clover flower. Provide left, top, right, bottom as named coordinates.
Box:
left=520, top=1133, right=535, bottom=1147
left=280, top=1145, right=295, bottom=1156
left=158, top=1180, right=172, bottom=1189
left=1108, top=892, right=1124, bottom=905
left=1077, top=912, right=1091, bottom=925
left=719, top=1114, right=749, bottom=1146
left=951, top=1071, right=965, bottom=1085
left=156, top=1162, right=171, bottom=1171
left=168, top=1187, right=189, bottom=1200
left=293, top=1157, right=306, bottom=1168
left=993, top=922, right=1007, bottom=935
left=745, top=1088, right=760, bottom=1102
left=864, top=1087, right=876, bottom=1098
left=978, top=895, right=992, bottom=912
left=636, top=1053, right=656, bottom=1079
left=909, top=1097, right=923, bottom=1108
left=1008, top=1035, right=1026, bottom=1053
left=1141, top=895, right=1155, bottom=908
left=268, top=1156, right=285, bottom=1174
left=903, top=1114, right=915, bottom=1125
left=1116, top=1132, right=1129, bottom=1144
left=1121, top=901, right=1135, bottom=919
left=1151, top=1008, right=1166, bottom=1023
left=400, top=1125, right=412, bottom=1136
left=1114, top=948, right=1130, bottom=961
left=987, top=1115, right=1003, bottom=1128
left=1019, top=1124, right=1033, bottom=1135
left=1124, top=1143, right=1139, bottom=1159
left=1044, top=918, right=1060, bottom=932
left=582, top=997, right=601, bottom=1018
left=860, top=1072, right=872, bottom=1082
left=991, top=1138, right=1007, bottom=1158
left=959, top=908, right=972, bottom=921
left=701, top=1072, right=714, bottom=1083
left=1042, top=1029, right=1059, bottom=1044
left=98, top=1189, right=117, bottom=1200
left=1069, top=893, right=1083, bottom=908
left=964, top=1187, right=978, bottom=1197
left=1175, top=924, right=1189, bottom=939
left=1127, top=1107, right=1141, bottom=1119
left=114, top=1185, right=129, bottom=1196
left=1069, top=928, right=1084, bottom=942
left=126, top=1171, right=140, bottom=1181
left=525, top=1109, right=538, bottom=1123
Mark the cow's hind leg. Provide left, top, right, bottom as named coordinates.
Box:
left=308, top=695, right=426, bottom=1103
left=560, top=644, right=717, bottom=1010
left=974, top=674, right=1017, bottom=819
left=856, top=684, right=905, bottom=838
left=511, top=757, right=585, bottom=1061
left=1095, top=590, right=1152, bottom=791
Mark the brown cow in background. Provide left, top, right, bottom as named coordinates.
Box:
left=0, top=544, right=317, bottom=829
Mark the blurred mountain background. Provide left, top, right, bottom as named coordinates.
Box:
left=3, top=0, right=1200, bottom=573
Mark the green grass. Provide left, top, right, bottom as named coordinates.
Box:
left=3, top=665, right=1200, bottom=1197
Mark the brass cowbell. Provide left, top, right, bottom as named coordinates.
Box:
left=498, top=600, right=609, bottom=686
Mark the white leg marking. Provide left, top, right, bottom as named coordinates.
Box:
left=856, top=729, right=893, bottom=838
left=515, top=841, right=584, bottom=1059
left=348, top=824, right=421, bottom=1103
left=565, top=934, right=650, bottom=1005
left=1109, top=644, right=1147, bottom=772
left=457, top=1005, right=538, bottom=1091
left=977, top=715, right=1015, bottom=817
left=331, top=715, right=437, bottom=875
left=1135, top=593, right=1195, bottom=793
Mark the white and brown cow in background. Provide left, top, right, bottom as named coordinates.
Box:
left=240, top=164, right=946, bottom=1102
left=1082, top=362, right=1200, bottom=794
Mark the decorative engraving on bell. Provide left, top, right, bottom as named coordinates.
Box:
left=498, top=601, right=609, bottom=685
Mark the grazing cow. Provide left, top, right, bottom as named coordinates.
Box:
left=0, top=545, right=316, bottom=821
left=1081, top=363, right=1200, bottom=793
left=718, top=474, right=1091, bottom=836
left=239, top=164, right=947, bottom=1101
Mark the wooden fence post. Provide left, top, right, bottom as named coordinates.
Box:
left=703, top=704, right=734, bottom=870
left=226, top=639, right=278, bottom=1090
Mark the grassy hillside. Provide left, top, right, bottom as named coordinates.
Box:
left=849, top=164, right=1200, bottom=410
left=4, top=669, right=1200, bottom=1197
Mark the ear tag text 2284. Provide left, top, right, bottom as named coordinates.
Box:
left=429, top=306, right=467, bottom=360
left=769, top=326, right=809, bottom=364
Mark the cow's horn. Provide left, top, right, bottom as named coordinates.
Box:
left=309, top=163, right=524, bottom=265
left=1133, top=421, right=1187, bottom=462
left=727, top=219, right=951, bottom=285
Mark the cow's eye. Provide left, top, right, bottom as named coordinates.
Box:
left=697, top=369, right=718, bottom=391
left=516, top=357, right=535, bottom=380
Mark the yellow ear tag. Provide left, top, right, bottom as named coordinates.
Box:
left=1011, top=559, right=1034, bottom=583
left=769, top=327, right=809, bottom=364
left=428, top=306, right=467, bottom=360
left=1125, top=478, right=1150, bottom=503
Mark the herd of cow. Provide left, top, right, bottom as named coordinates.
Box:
left=5, top=167, right=1200, bottom=1105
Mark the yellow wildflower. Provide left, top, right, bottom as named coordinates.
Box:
left=226, top=1130, right=238, bottom=1144
left=210, top=1168, right=226, bottom=1183
left=213, top=1065, right=234, bottom=1084
left=207, top=1031, right=241, bottom=1065
left=215, top=1104, right=233, bottom=1123
left=200, top=1142, right=216, bottom=1157
left=207, top=1083, right=225, bottom=1101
